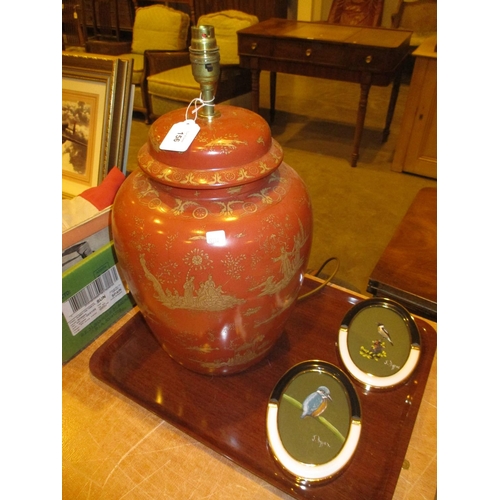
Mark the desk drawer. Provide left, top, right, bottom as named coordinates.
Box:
left=238, top=36, right=274, bottom=57
left=274, top=39, right=348, bottom=66
left=239, top=36, right=349, bottom=66
left=239, top=35, right=408, bottom=73
left=346, top=46, right=409, bottom=72
left=274, top=41, right=406, bottom=72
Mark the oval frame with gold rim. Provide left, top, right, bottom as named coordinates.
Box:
left=266, top=361, right=362, bottom=484
left=338, top=298, right=421, bottom=389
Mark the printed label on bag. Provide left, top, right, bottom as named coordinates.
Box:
left=62, top=266, right=127, bottom=336
left=159, top=119, right=200, bottom=152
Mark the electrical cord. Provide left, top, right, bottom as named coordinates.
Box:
left=297, top=257, right=340, bottom=302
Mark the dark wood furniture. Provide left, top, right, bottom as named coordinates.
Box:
left=62, top=0, right=87, bottom=49
left=84, top=0, right=135, bottom=39
left=237, top=19, right=412, bottom=167
left=367, top=187, right=437, bottom=321
left=62, top=0, right=135, bottom=50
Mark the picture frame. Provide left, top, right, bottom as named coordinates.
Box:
left=338, top=298, right=421, bottom=390
left=62, top=52, right=133, bottom=198
left=266, top=360, right=362, bottom=484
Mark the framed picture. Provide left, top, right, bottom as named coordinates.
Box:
left=266, top=361, right=362, bottom=484
left=338, top=298, right=421, bottom=389
left=62, top=52, right=133, bottom=198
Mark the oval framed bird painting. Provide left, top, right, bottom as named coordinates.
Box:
left=266, top=360, right=361, bottom=484
left=338, top=298, right=421, bottom=389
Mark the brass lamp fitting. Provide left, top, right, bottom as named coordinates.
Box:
left=189, top=25, right=221, bottom=119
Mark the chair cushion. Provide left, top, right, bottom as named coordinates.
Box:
left=147, top=65, right=200, bottom=103
left=197, top=10, right=259, bottom=65
left=131, top=5, right=190, bottom=54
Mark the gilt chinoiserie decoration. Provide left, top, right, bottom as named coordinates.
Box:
left=112, top=26, right=313, bottom=375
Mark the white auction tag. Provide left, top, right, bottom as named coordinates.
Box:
left=159, top=119, right=200, bottom=152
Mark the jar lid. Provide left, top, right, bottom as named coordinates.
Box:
left=137, top=105, right=283, bottom=189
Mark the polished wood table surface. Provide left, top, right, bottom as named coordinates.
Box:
left=367, top=187, right=437, bottom=321
left=63, top=277, right=436, bottom=499
left=237, top=19, right=412, bottom=167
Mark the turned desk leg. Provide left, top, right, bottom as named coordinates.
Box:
left=250, top=69, right=260, bottom=114
left=352, top=81, right=371, bottom=167
left=382, top=67, right=403, bottom=143
left=270, top=71, right=277, bottom=122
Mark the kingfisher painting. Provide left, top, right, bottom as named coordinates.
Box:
left=300, top=386, right=332, bottom=418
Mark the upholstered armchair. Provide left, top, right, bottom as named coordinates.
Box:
left=391, top=0, right=437, bottom=49
left=117, top=5, right=190, bottom=121
left=145, top=10, right=259, bottom=122
left=127, top=4, right=190, bottom=121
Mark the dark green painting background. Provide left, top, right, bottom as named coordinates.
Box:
left=347, top=306, right=411, bottom=377
left=277, top=371, right=351, bottom=464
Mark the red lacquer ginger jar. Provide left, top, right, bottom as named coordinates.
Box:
left=112, top=104, right=312, bottom=375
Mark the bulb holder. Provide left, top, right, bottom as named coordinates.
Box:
left=189, top=25, right=221, bottom=118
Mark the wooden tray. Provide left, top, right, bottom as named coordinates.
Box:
left=89, top=278, right=436, bottom=500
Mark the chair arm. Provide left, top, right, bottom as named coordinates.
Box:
left=144, top=50, right=191, bottom=77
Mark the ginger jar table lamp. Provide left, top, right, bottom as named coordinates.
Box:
left=112, top=26, right=313, bottom=375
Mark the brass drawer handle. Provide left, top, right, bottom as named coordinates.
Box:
left=365, top=55, right=373, bottom=64
left=305, top=48, right=312, bottom=57
left=251, top=42, right=258, bottom=51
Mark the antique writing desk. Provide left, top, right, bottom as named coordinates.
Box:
left=63, top=277, right=436, bottom=499
left=238, top=19, right=412, bottom=167
left=367, top=187, right=437, bottom=321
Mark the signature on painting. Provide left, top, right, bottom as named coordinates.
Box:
left=312, top=434, right=331, bottom=448
left=384, top=359, right=401, bottom=371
